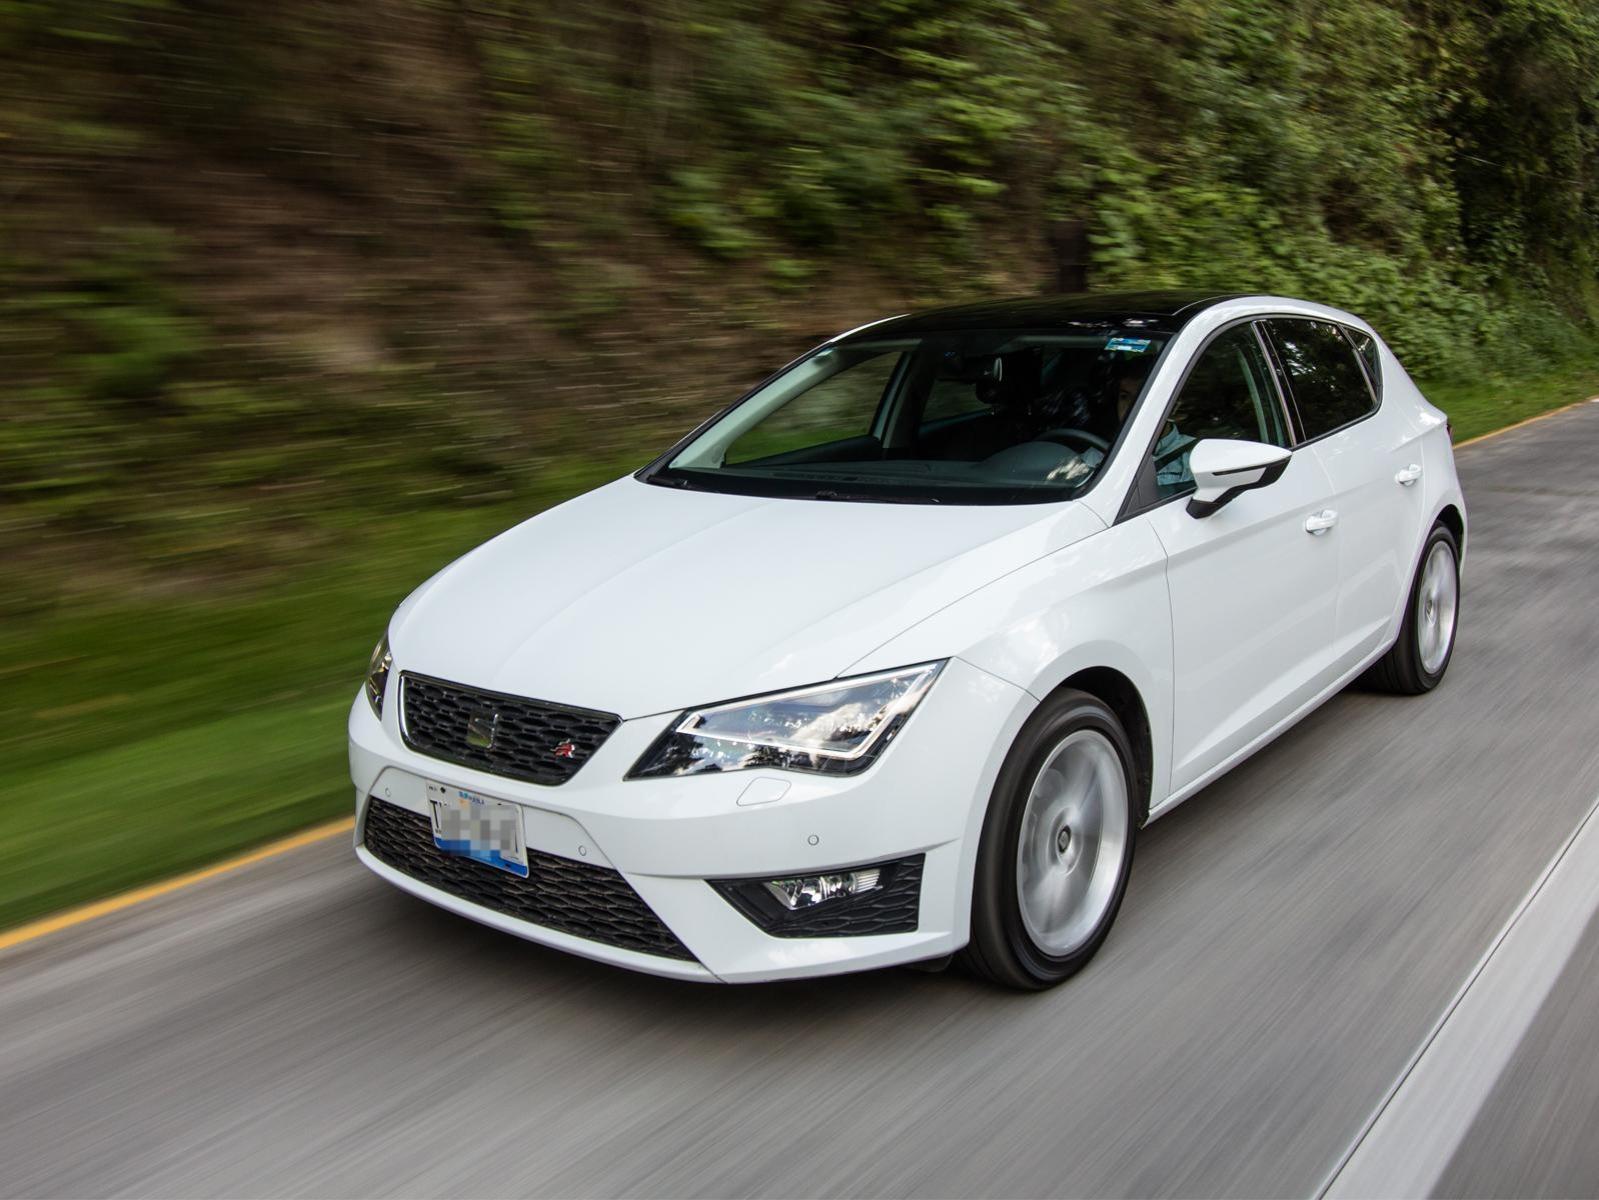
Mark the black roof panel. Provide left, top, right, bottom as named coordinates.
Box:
left=847, top=290, right=1242, bottom=339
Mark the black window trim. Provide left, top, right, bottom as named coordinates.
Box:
left=1257, top=316, right=1384, bottom=449
left=1115, top=314, right=1298, bottom=523
left=869, top=345, right=918, bottom=444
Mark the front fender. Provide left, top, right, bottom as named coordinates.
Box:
left=847, top=517, right=1174, bottom=819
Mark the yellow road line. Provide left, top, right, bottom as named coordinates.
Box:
left=1454, top=395, right=1599, bottom=449
left=5, top=393, right=1594, bottom=955
left=0, top=816, right=354, bottom=953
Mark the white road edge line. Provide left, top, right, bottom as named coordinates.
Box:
left=1317, top=788, right=1599, bottom=1198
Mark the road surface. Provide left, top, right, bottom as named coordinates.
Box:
left=4, top=402, right=1599, bottom=1198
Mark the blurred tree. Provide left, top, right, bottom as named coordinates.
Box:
left=2, top=0, right=1598, bottom=591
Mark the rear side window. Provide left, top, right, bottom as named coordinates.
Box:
left=1346, top=328, right=1382, bottom=400
left=1264, top=319, right=1375, bottom=440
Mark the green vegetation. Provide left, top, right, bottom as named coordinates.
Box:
left=1429, top=370, right=1599, bottom=444
left=2, top=0, right=1599, bottom=927
left=1, top=507, right=509, bottom=926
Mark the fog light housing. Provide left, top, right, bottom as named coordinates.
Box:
left=710, top=855, right=924, bottom=938
left=764, top=868, right=882, bottom=910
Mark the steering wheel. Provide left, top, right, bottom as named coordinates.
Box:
left=1035, top=427, right=1111, bottom=455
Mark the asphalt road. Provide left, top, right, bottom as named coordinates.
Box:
left=5, top=402, right=1599, bottom=1198
left=1436, top=906, right=1599, bottom=1198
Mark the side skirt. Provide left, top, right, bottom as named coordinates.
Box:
left=1144, top=636, right=1396, bottom=824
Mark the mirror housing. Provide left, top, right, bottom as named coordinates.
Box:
left=1186, top=439, right=1292, bottom=517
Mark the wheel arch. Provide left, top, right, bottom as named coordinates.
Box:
left=1435, top=502, right=1465, bottom=558
left=1049, top=666, right=1155, bottom=827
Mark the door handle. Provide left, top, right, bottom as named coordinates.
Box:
left=1304, top=509, right=1339, bottom=535
left=1394, top=463, right=1423, bottom=486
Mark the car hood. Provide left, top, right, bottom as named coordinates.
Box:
left=391, top=476, right=1105, bottom=718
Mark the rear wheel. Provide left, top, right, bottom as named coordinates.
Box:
left=961, top=690, right=1137, bottom=989
left=1366, top=523, right=1460, bottom=694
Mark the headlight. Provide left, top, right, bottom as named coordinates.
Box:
left=628, top=662, right=944, bottom=779
left=365, top=634, right=392, bottom=717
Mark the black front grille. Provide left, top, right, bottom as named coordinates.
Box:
left=401, top=672, right=619, bottom=786
left=363, top=798, right=694, bottom=961
left=711, top=855, right=924, bottom=938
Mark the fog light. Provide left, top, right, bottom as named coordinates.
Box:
left=709, top=854, right=923, bottom=938
left=763, top=867, right=882, bottom=910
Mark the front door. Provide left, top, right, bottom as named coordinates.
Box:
left=1129, top=322, right=1341, bottom=796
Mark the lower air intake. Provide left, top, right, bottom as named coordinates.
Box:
left=362, top=798, right=694, bottom=961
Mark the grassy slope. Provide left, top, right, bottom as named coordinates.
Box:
left=2, top=505, right=529, bottom=926
left=1425, top=369, right=1599, bottom=442
left=3, top=367, right=1596, bottom=931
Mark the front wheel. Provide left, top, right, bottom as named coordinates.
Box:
left=960, top=690, right=1137, bottom=989
left=1366, top=523, right=1460, bottom=695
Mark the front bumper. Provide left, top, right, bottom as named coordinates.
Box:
left=348, top=656, right=1031, bottom=982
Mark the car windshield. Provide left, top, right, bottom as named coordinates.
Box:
left=646, top=327, right=1172, bottom=504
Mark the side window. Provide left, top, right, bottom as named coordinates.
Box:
left=1346, top=328, right=1382, bottom=401
left=1264, top=319, right=1375, bottom=439
left=921, top=377, right=990, bottom=425
left=723, top=350, right=899, bottom=464
left=1153, top=324, right=1287, bottom=498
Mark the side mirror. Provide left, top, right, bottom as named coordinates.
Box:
left=1186, top=439, right=1291, bottom=518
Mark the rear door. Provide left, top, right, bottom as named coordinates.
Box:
left=1261, top=319, right=1426, bottom=669
left=1127, top=321, right=1340, bottom=795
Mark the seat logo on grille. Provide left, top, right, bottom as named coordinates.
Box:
left=465, top=709, right=499, bottom=751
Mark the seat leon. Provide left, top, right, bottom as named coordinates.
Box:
left=349, top=291, right=1465, bottom=988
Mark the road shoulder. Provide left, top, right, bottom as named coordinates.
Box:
left=1324, top=790, right=1599, bottom=1197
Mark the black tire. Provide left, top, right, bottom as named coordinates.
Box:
left=959, top=689, right=1138, bottom=990
left=1366, top=523, right=1460, bottom=695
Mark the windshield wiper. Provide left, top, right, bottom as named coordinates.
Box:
left=813, top=489, right=939, bottom=504
left=648, top=472, right=705, bottom=491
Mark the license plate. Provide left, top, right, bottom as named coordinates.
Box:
left=426, top=781, right=529, bottom=878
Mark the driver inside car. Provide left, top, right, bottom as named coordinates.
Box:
left=927, top=341, right=1192, bottom=487
left=961, top=351, right=1102, bottom=481
left=1072, top=355, right=1195, bottom=488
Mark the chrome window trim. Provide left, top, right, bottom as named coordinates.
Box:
left=1338, top=323, right=1383, bottom=405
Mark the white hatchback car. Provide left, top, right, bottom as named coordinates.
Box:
left=350, top=292, right=1465, bottom=988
